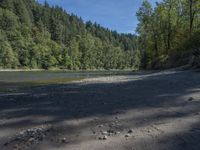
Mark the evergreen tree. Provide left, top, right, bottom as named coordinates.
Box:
left=0, top=0, right=139, bottom=70
left=0, top=40, right=18, bottom=68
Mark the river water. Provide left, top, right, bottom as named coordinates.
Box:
left=0, top=71, right=133, bottom=82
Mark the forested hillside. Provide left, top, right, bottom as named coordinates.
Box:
left=1, top=0, right=199, bottom=70
left=137, top=0, right=200, bottom=69
left=0, top=0, right=140, bottom=70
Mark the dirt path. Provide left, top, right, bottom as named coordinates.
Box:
left=0, top=70, right=200, bottom=150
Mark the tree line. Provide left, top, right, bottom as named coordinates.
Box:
left=137, top=0, right=200, bottom=69
left=0, top=0, right=140, bottom=70
left=1, top=0, right=198, bottom=70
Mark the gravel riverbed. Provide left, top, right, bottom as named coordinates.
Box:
left=1, top=70, right=200, bottom=150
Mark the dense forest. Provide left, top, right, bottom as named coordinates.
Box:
left=0, top=0, right=199, bottom=70
left=0, top=0, right=140, bottom=70
left=137, top=0, right=200, bottom=69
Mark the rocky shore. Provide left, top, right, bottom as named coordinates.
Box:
left=1, top=70, right=200, bottom=150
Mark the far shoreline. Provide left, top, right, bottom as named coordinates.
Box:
left=0, top=69, right=45, bottom=72
left=0, top=69, right=136, bottom=72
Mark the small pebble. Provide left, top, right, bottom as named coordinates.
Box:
left=102, top=131, right=108, bottom=135
left=188, top=97, right=194, bottom=101
left=103, top=135, right=108, bottom=140
left=125, top=134, right=131, bottom=138
left=115, top=131, right=120, bottom=135
left=13, top=144, right=19, bottom=149
left=61, top=137, right=67, bottom=143
left=195, top=112, right=200, bottom=115
left=128, top=129, right=134, bottom=133
left=98, top=125, right=103, bottom=128
left=107, top=129, right=114, bottom=134
left=28, top=138, right=35, bottom=143
left=99, top=135, right=108, bottom=140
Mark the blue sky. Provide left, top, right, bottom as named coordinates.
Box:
left=38, top=0, right=162, bottom=34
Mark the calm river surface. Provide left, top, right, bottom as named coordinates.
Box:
left=0, top=71, right=133, bottom=82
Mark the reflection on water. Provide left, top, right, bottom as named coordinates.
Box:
left=0, top=71, right=133, bottom=82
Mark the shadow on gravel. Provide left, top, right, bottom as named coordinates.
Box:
left=166, top=122, right=200, bottom=150
left=0, top=70, right=200, bottom=149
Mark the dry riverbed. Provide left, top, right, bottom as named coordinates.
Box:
left=0, top=70, right=200, bottom=150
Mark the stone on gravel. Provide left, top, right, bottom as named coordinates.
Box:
left=98, top=125, right=103, bottom=128
left=102, top=131, right=108, bottom=135
left=107, top=129, right=114, bottom=134
left=115, top=131, right=120, bottom=135
left=28, top=138, right=35, bottom=143
left=4, top=126, right=52, bottom=148
left=13, top=144, right=19, bottom=149
left=103, top=135, right=108, bottom=140
left=61, top=137, right=67, bottom=143
left=125, top=134, right=131, bottom=138
left=128, top=129, right=134, bottom=133
left=188, top=97, right=194, bottom=101
left=99, top=135, right=108, bottom=140
left=195, top=112, right=200, bottom=115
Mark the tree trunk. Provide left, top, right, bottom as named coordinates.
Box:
left=189, top=0, right=196, bottom=36
left=167, top=3, right=172, bottom=52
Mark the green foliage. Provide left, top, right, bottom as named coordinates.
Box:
left=68, top=37, right=81, bottom=70
left=0, top=0, right=139, bottom=70
left=0, top=8, right=18, bottom=31
left=137, top=0, right=200, bottom=69
left=0, top=38, right=18, bottom=68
